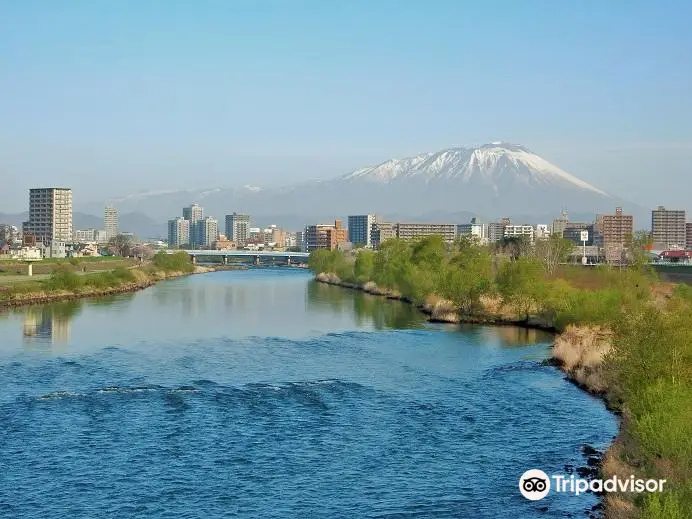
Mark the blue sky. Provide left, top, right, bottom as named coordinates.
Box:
left=2, top=0, right=691, bottom=213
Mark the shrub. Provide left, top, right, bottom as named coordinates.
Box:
left=152, top=251, right=195, bottom=273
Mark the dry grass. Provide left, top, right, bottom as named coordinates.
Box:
left=552, top=324, right=613, bottom=392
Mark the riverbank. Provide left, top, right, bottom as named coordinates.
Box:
left=0, top=252, right=215, bottom=309
left=310, top=239, right=691, bottom=518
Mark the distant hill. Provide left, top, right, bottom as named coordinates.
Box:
left=77, top=142, right=647, bottom=228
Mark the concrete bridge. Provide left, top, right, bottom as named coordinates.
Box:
left=167, top=249, right=310, bottom=265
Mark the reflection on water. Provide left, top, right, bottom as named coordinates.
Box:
left=307, top=280, right=427, bottom=330
left=460, top=323, right=555, bottom=347
left=22, top=301, right=81, bottom=350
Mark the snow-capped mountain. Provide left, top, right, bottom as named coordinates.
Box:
left=342, top=142, right=607, bottom=195
left=78, top=143, right=639, bottom=233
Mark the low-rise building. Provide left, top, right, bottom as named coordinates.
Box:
left=214, top=234, right=236, bottom=250
left=394, top=222, right=456, bottom=242
left=74, top=229, right=97, bottom=243
left=503, top=224, right=535, bottom=243
left=535, top=224, right=550, bottom=240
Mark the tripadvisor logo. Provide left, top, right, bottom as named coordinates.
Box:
left=519, top=469, right=666, bottom=500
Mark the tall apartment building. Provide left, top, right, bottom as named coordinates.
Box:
left=687, top=223, right=692, bottom=250
left=348, top=214, right=377, bottom=247
left=370, top=222, right=396, bottom=249
left=551, top=210, right=570, bottom=237
left=104, top=205, right=119, bottom=241
left=457, top=218, right=489, bottom=244
left=22, top=188, right=73, bottom=245
left=487, top=221, right=507, bottom=243
left=305, top=220, right=348, bottom=251
left=563, top=223, right=595, bottom=246
left=183, top=204, right=204, bottom=247
left=168, top=217, right=190, bottom=248
left=199, top=217, right=218, bottom=248
left=597, top=207, right=634, bottom=264
left=225, top=213, right=251, bottom=246
left=651, top=206, right=686, bottom=249
left=394, top=223, right=456, bottom=242
left=504, top=224, right=535, bottom=243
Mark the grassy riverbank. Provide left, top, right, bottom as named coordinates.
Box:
left=0, top=252, right=199, bottom=307
left=309, top=237, right=692, bottom=518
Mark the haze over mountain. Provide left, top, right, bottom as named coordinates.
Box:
left=76, top=142, right=643, bottom=234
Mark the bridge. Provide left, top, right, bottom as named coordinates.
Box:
left=166, top=249, right=310, bottom=265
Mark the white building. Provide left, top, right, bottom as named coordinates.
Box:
left=348, top=214, right=377, bottom=247
left=457, top=218, right=489, bottom=244
left=167, top=217, right=190, bottom=248
left=504, top=224, right=535, bottom=243
left=199, top=217, right=218, bottom=248
left=74, top=229, right=97, bottom=243
left=535, top=224, right=551, bottom=240
left=104, top=205, right=119, bottom=241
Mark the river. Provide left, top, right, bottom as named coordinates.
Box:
left=0, top=268, right=617, bottom=518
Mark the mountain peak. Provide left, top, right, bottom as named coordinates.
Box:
left=341, top=143, right=607, bottom=196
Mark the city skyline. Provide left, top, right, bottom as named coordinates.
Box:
left=2, top=2, right=691, bottom=213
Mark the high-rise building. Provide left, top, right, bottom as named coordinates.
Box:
left=183, top=203, right=203, bottom=222
left=348, top=215, right=377, bottom=247
left=551, top=210, right=570, bottom=237
left=199, top=217, right=218, bottom=248
left=305, top=220, right=348, bottom=251
left=22, top=188, right=73, bottom=246
left=687, top=223, right=692, bottom=250
left=168, top=217, right=190, bottom=248
left=598, top=207, right=634, bottom=264
left=225, top=213, right=251, bottom=246
left=394, top=222, right=457, bottom=242
left=182, top=204, right=204, bottom=247
left=651, top=206, right=686, bottom=250
left=487, top=221, right=507, bottom=243
left=104, top=205, right=119, bottom=241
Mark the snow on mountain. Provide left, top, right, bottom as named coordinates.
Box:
left=342, top=142, right=607, bottom=196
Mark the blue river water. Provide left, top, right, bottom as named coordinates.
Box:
left=0, top=268, right=617, bottom=518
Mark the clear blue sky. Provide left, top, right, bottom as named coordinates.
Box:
left=2, top=0, right=691, bottom=213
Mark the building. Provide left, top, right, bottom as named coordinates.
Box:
left=504, top=224, right=535, bottom=243
left=167, top=217, right=190, bottom=248
left=95, top=230, right=109, bottom=244
left=0, top=224, right=20, bottom=245
left=305, top=220, right=348, bottom=251
left=74, top=229, right=97, bottom=243
left=488, top=220, right=508, bottom=243
left=225, top=213, right=251, bottom=247
left=295, top=231, right=305, bottom=252
left=181, top=204, right=204, bottom=247
left=598, top=207, right=634, bottom=264
left=213, top=234, right=236, bottom=250
left=22, top=188, right=73, bottom=246
left=551, top=210, right=570, bottom=237
left=563, top=223, right=595, bottom=246
left=199, top=217, right=218, bottom=248
left=651, top=206, right=686, bottom=250
left=394, top=223, right=456, bottom=242
left=104, top=205, right=119, bottom=241
left=687, top=223, right=692, bottom=249
left=348, top=215, right=377, bottom=247
left=457, top=218, right=489, bottom=244
left=370, top=222, right=396, bottom=249
left=535, top=224, right=550, bottom=240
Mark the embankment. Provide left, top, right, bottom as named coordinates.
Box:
left=0, top=264, right=215, bottom=308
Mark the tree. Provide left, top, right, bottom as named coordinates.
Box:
left=108, top=233, right=133, bottom=257
left=534, top=235, right=574, bottom=275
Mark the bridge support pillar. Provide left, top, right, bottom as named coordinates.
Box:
left=27, top=263, right=33, bottom=277
left=191, top=255, right=196, bottom=264
left=254, top=255, right=260, bottom=265
left=286, top=256, right=291, bottom=265
left=223, top=256, right=228, bottom=265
